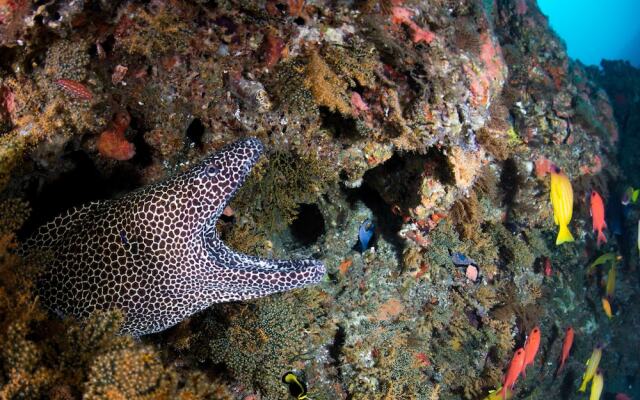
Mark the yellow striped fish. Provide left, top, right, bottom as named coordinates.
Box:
left=589, top=369, right=604, bottom=400
left=550, top=168, right=574, bottom=245
left=579, top=345, right=603, bottom=392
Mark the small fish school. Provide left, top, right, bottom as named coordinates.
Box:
left=483, top=167, right=631, bottom=400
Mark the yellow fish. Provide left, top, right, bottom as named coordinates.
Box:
left=483, top=387, right=513, bottom=400
left=606, top=264, right=616, bottom=299
left=282, top=371, right=309, bottom=400
left=589, top=369, right=604, bottom=400
left=550, top=168, right=574, bottom=245
left=602, top=298, right=613, bottom=319
left=579, top=345, right=603, bottom=392
left=587, top=253, right=620, bottom=275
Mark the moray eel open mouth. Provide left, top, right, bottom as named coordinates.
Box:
left=22, top=137, right=326, bottom=336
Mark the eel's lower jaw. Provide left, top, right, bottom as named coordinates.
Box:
left=291, top=259, right=326, bottom=284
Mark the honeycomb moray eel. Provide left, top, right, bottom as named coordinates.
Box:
left=21, top=138, right=326, bottom=336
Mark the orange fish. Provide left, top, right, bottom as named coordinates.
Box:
left=602, top=297, right=613, bottom=319
left=590, top=191, right=607, bottom=247
left=498, top=348, right=525, bottom=400
left=522, top=326, right=541, bottom=377
left=557, top=326, right=574, bottom=375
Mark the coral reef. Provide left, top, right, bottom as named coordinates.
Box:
left=1, top=0, right=637, bottom=398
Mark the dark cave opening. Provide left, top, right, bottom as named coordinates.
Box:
left=319, top=107, right=359, bottom=140
left=328, top=324, right=346, bottom=370
left=289, top=203, right=326, bottom=246
left=18, top=151, right=142, bottom=241
left=186, top=118, right=205, bottom=148
left=499, top=157, right=522, bottom=220
left=128, top=112, right=154, bottom=167
left=362, top=148, right=454, bottom=213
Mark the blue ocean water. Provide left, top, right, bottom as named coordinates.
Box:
left=538, top=0, right=640, bottom=67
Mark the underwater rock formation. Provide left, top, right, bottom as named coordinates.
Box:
left=0, top=0, right=637, bottom=398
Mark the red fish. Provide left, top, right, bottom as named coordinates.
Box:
left=498, top=348, right=525, bottom=400
left=55, top=78, right=94, bottom=101
left=616, top=394, right=632, bottom=400
left=590, top=191, right=607, bottom=247
left=557, top=326, right=574, bottom=374
left=544, top=257, right=552, bottom=277
left=522, top=326, right=541, bottom=377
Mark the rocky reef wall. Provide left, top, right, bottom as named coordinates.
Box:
left=0, top=0, right=636, bottom=399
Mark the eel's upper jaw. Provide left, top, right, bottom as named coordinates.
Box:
left=203, top=137, right=264, bottom=228
left=227, top=137, right=264, bottom=180
left=226, top=137, right=263, bottom=195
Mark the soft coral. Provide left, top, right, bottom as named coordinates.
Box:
left=391, top=7, right=436, bottom=44
left=96, top=111, right=135, bottom=161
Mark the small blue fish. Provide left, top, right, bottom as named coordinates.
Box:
left=451, top=251, right=476, bottom=267
left=358, top=219, right=374, bottom=252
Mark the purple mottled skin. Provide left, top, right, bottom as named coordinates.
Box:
left=22, top=138, right=326, bottom=336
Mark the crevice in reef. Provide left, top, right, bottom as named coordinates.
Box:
left=498, top=157, right=522, bottom=222
left=363, top=148, right=454, bottom=214
left=128, top=112, right=154, bottom=167
left=328, top=323, right=347, bottom=394
left=186, top=117, right=206, bottom=148
left=289, top=203, right=326, bottom=246
left=319, top=107, right=360, bottom=141
left=18, top=151, right=142, bottom=240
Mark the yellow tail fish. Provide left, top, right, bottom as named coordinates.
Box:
left=589, top=370, right=604, bottom=400
left=550, top=168, right=574, bottom=245
left=579, top=345, right=603, bottom=392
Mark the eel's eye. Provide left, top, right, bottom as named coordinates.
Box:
left=205, top=165, right=220, bottom=177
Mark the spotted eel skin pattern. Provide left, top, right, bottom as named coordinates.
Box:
left=22, top=138, right=326, bottom=336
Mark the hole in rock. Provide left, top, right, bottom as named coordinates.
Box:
left=362, top=149, right=454, bottom=214
left=128, top=113, right=153, bottom=167
left=186, top=118, right=205, bottom=148
left=319, top=107, right=359, bottom=140
left=289, top=203, right=325, bottom=246
left=344, top=182, right=403, bottom=249
left=499, top=157, right=522, bottom=222
left=19, top=151, right=142, bottom=240
left=328, top=324, right=346, bottom=368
